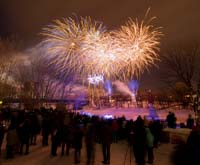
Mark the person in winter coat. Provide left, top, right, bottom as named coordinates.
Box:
left=73, top=123, right=84, bottom=164
left=85, top=122, right=96, bottom=165
left=0, top=122, right=5, bottom=155
left=132, top=116, right=146, bottom=165
left=29, top=113, right=40, bottom=145
left=6, top=124, right=19, bottom=158
left=186, top=114, right=194, bottom=129
left=145, top=127, right=154, bottom=164
left=61, top=122, right=73, bottom=156
left=100, top=120, right=113, bottom=164
left=41, top=115, right=51, bottom=146
left=112, top=120, right=119, bottom=143
left=18, top=118, right=31, bottom=155
left=50, top=125, right=61, bottom=156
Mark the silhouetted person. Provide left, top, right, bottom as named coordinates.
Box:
left=6, top=124, right=19, bottom=158
left=85, top=122, right=96, bottom=165
left=18, top=118, right=31, bottom=155
left=100, top=120, right=113, bottom=164
left=51, top=125, right=61, bottom=156
left=149, top=120, right=162, bottom=148
left=172, top=128, right=200, bottom=165
left=166, top=112, right=177, bottom=128
left=66, top=122, right=74, bottom=156
left=42, top=116, right=51, bottom=146
left=0, top=122, right=5, bottom=155
left=186, top=114, right=194, bottom=129
left=73, top=123, right=83, bottom=164
left=30, top=113, right=40, bottom=145
left=132, top=116, right=146, bottom=165
left=61, top=122, right=73, bottom=156
left=112, top=119, right=119, bottom=143
left=145, top=127, right=154, bottom=164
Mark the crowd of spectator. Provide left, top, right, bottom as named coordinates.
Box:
left=0, top=107, right=198, bottom=165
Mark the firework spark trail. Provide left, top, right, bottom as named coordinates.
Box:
left=112, top=18, right=162, bottom=78
left=40, top=16, right=162, bottom=80
left=40, top=17, right=106, bottom=78
left=80, top=32, right=123, bottom=77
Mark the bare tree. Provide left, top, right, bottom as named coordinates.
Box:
left=0, top=38, right=21, bottom=98
left=161, top=44, right=200, bottom=95
left=13, top=51, right=56, bottom=102
left=13, top=47, right=78, bottom=109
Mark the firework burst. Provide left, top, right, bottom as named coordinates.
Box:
left=112, top=18, right=162, bottom=79
left=40, top=15, right=162, bottom=81
left=40, top=16, right=106, bottom=78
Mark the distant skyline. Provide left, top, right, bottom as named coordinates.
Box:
left=0, top=0, right=199, bottom=90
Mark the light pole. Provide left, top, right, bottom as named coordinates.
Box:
left=194, top=83, right=200, bottom=126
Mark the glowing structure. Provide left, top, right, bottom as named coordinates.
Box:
left=40, top=16, right=162, bottom=80
left=128, top=79, right=139, bottom=103
left=88, top=74, right=104, bottom=85
left=104, top=80, right=113, bottom=104
left=87, top=74, right=104, bottom=108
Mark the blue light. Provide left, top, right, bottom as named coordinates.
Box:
left=128, top=79, right=139, bottom=94
left=80, top=111, right=92, bottom=117
left=103, top=114, right=113, bottom=119
left=104, top=80, right=112, bottom=95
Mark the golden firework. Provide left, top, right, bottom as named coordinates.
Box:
left=40, top=16, right=162, bottom=80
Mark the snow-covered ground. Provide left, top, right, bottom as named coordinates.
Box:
left=0, top=137, right=175, bottom=165
left=80, top=106, right=194, bottom=124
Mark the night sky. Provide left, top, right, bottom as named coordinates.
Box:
left=1, top=0, right=200, bottom=45
left=0, top=0, right=200, bottom=90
